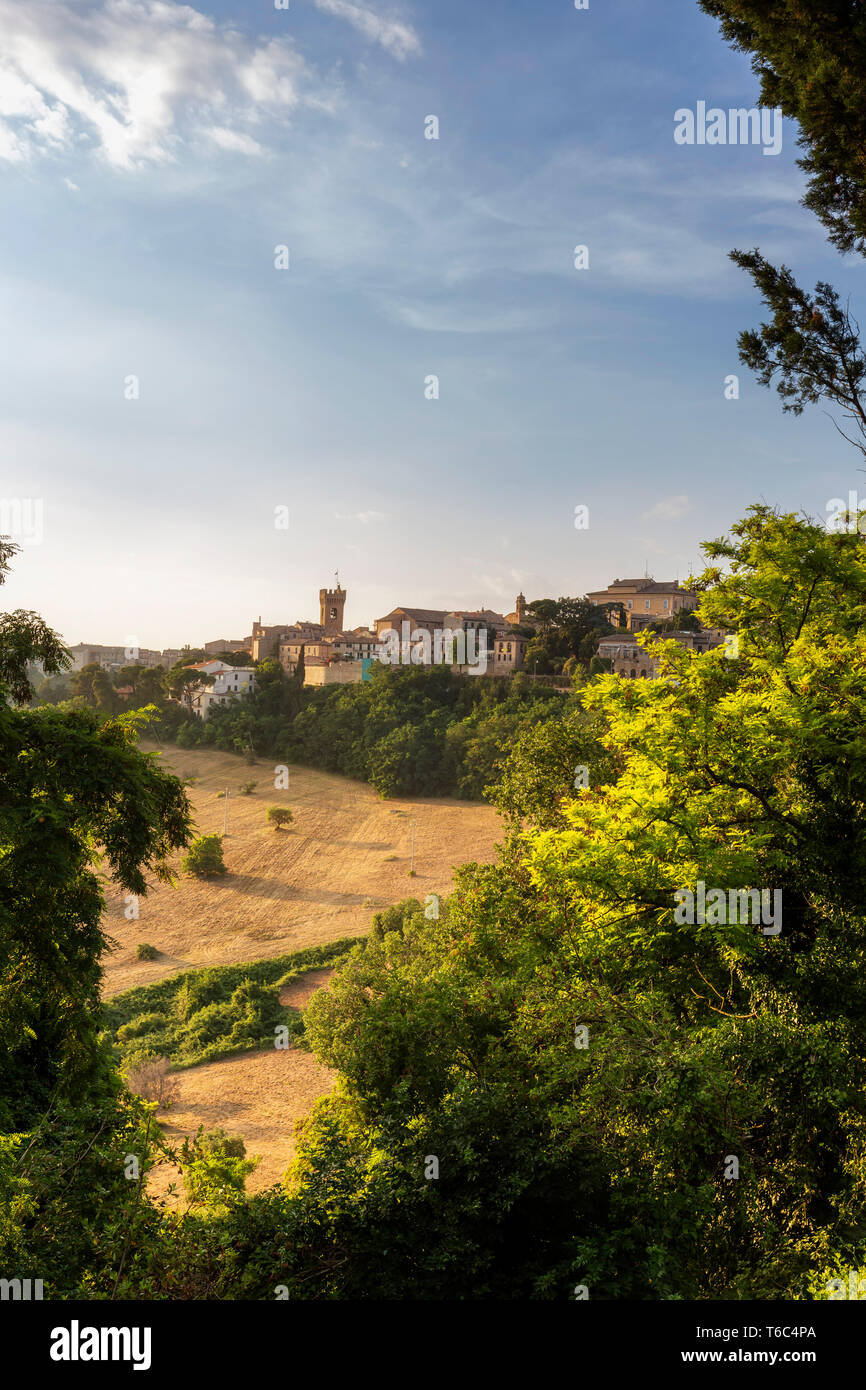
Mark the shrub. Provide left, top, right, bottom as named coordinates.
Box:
left=117, top=1012, right=166, bottom=1042
left=124, top=1056, right=179, bottom=1109
left=105, top=939, right=359, bottom=1071
left=180, top=1126, right=258, bottom=1208
left=135, top=943, right=158, bottom=961
left=182, top=834, right=226, bottom=877
left=267, top=807, right=294, bottom=831
left=172, top=970, right=232, bottom=1022
left=240, top=781, right=257, bottom=795
left=195, top=1126, right=247, bottom=1159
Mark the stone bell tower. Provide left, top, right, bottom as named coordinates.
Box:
left=320, top=579, right=346, bottom=636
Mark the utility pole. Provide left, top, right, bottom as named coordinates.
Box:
left=410, top=819, right=416, bottom=874
left=223, top=787, right=229, bottom=836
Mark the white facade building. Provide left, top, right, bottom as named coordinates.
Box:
left=189, top=665, right=256, bottom=718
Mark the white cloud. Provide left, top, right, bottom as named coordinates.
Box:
left=0, top=0, right=312, bottom=169
left=643, top=494, right=693, bottom=521
left=383, top=298, right=555, bottom=334
left=313, top=0, right=421, bottom=61
left=208, top=127, right=264, bottom=157
left=335, top=509, right=389, bottom=524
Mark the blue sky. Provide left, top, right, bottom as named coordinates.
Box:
left=0, top=0, right=862, bottom=647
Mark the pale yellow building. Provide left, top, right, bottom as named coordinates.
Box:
left=587, top=577, right=697, bottom=632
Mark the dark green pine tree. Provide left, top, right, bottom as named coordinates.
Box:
left=699, top=1, right=866, bottom=254
left=699, top=2, right=866, bottom=464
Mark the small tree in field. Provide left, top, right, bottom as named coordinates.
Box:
left=182, top=833, right=226, bottom=877
left=267, top=807, right=294, bottom=832
left=240, top=781, right=257, bottom=795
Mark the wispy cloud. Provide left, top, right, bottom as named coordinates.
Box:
left=643, top=494, right=693, bottom=521
left=312, top=0, right=421, bottom=61
left=0, top=0, right=312, bottom=169
left=335, top=509, right=389, bottom=524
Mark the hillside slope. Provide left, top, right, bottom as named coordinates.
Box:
left=103, top=741, right=501, bottom=996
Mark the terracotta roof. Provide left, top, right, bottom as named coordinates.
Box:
left=378, top=606, right=449, bottom=623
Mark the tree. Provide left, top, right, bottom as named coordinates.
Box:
left=525, top=599, right=559, bottom=640
left=487, top=706, right=617, bottom=829
left=671, top=606, right=700, bottom=632
left=292, top=507, right=866, bottom=1299
left=266, top=807, right=294, bottom=831
left=182, top=833, right=226, bottom=876
left=179, top=1127, right=258, bottom=1209
left=136, top=665, right=168, bottom=704
left=525, top=597, right=616, bottom=668
left=523, top=639, right=553, bottom=674
left=92, top=667, right=119, bottom=711
left=700, top=6, right=866, bottom=467
left=71, top=662, right=100, bottom=706
left=729, top=249, right=866, bottom=460
left=113, top=664, right=143, bottom=691
left=34, top=672, right=72, bottom=705
left=0, top=541, right=193, bottom=1127
left=166, top=664, right=212, bottom=715
left=0, top=539, right=69, bottom=705
left=699, top=2, right=866, bottom=255
left=589, top=654, right=612, bottom=675
left=0, top=540, right=192, bottom=1296
left=215, top=650, right=252, bottom=667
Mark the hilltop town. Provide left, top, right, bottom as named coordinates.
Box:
left=63, top=573, right=729, bottom=713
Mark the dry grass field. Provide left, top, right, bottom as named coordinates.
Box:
left=148, top=1047, right=338, bottom=1200
left=103, top=740, right=502, bottom=998
left=106, top=741, right=502, bottom=1195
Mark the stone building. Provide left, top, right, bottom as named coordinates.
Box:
left=203, top=637, right=250, bottom=655
left=491, top=631, right=529, bottom=672
left=373, top=597, right=527, bottom=672
left=597, top=627, right=728, bottom=680
left=66, top=643, right=177, bottom=672
left=319, top=583, right=346, bottom=636
left=587, top=577, right=697, bottom=632
left=596, top=637, right=655, bottom=680
left=504, top=592, right=530, bottom=627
